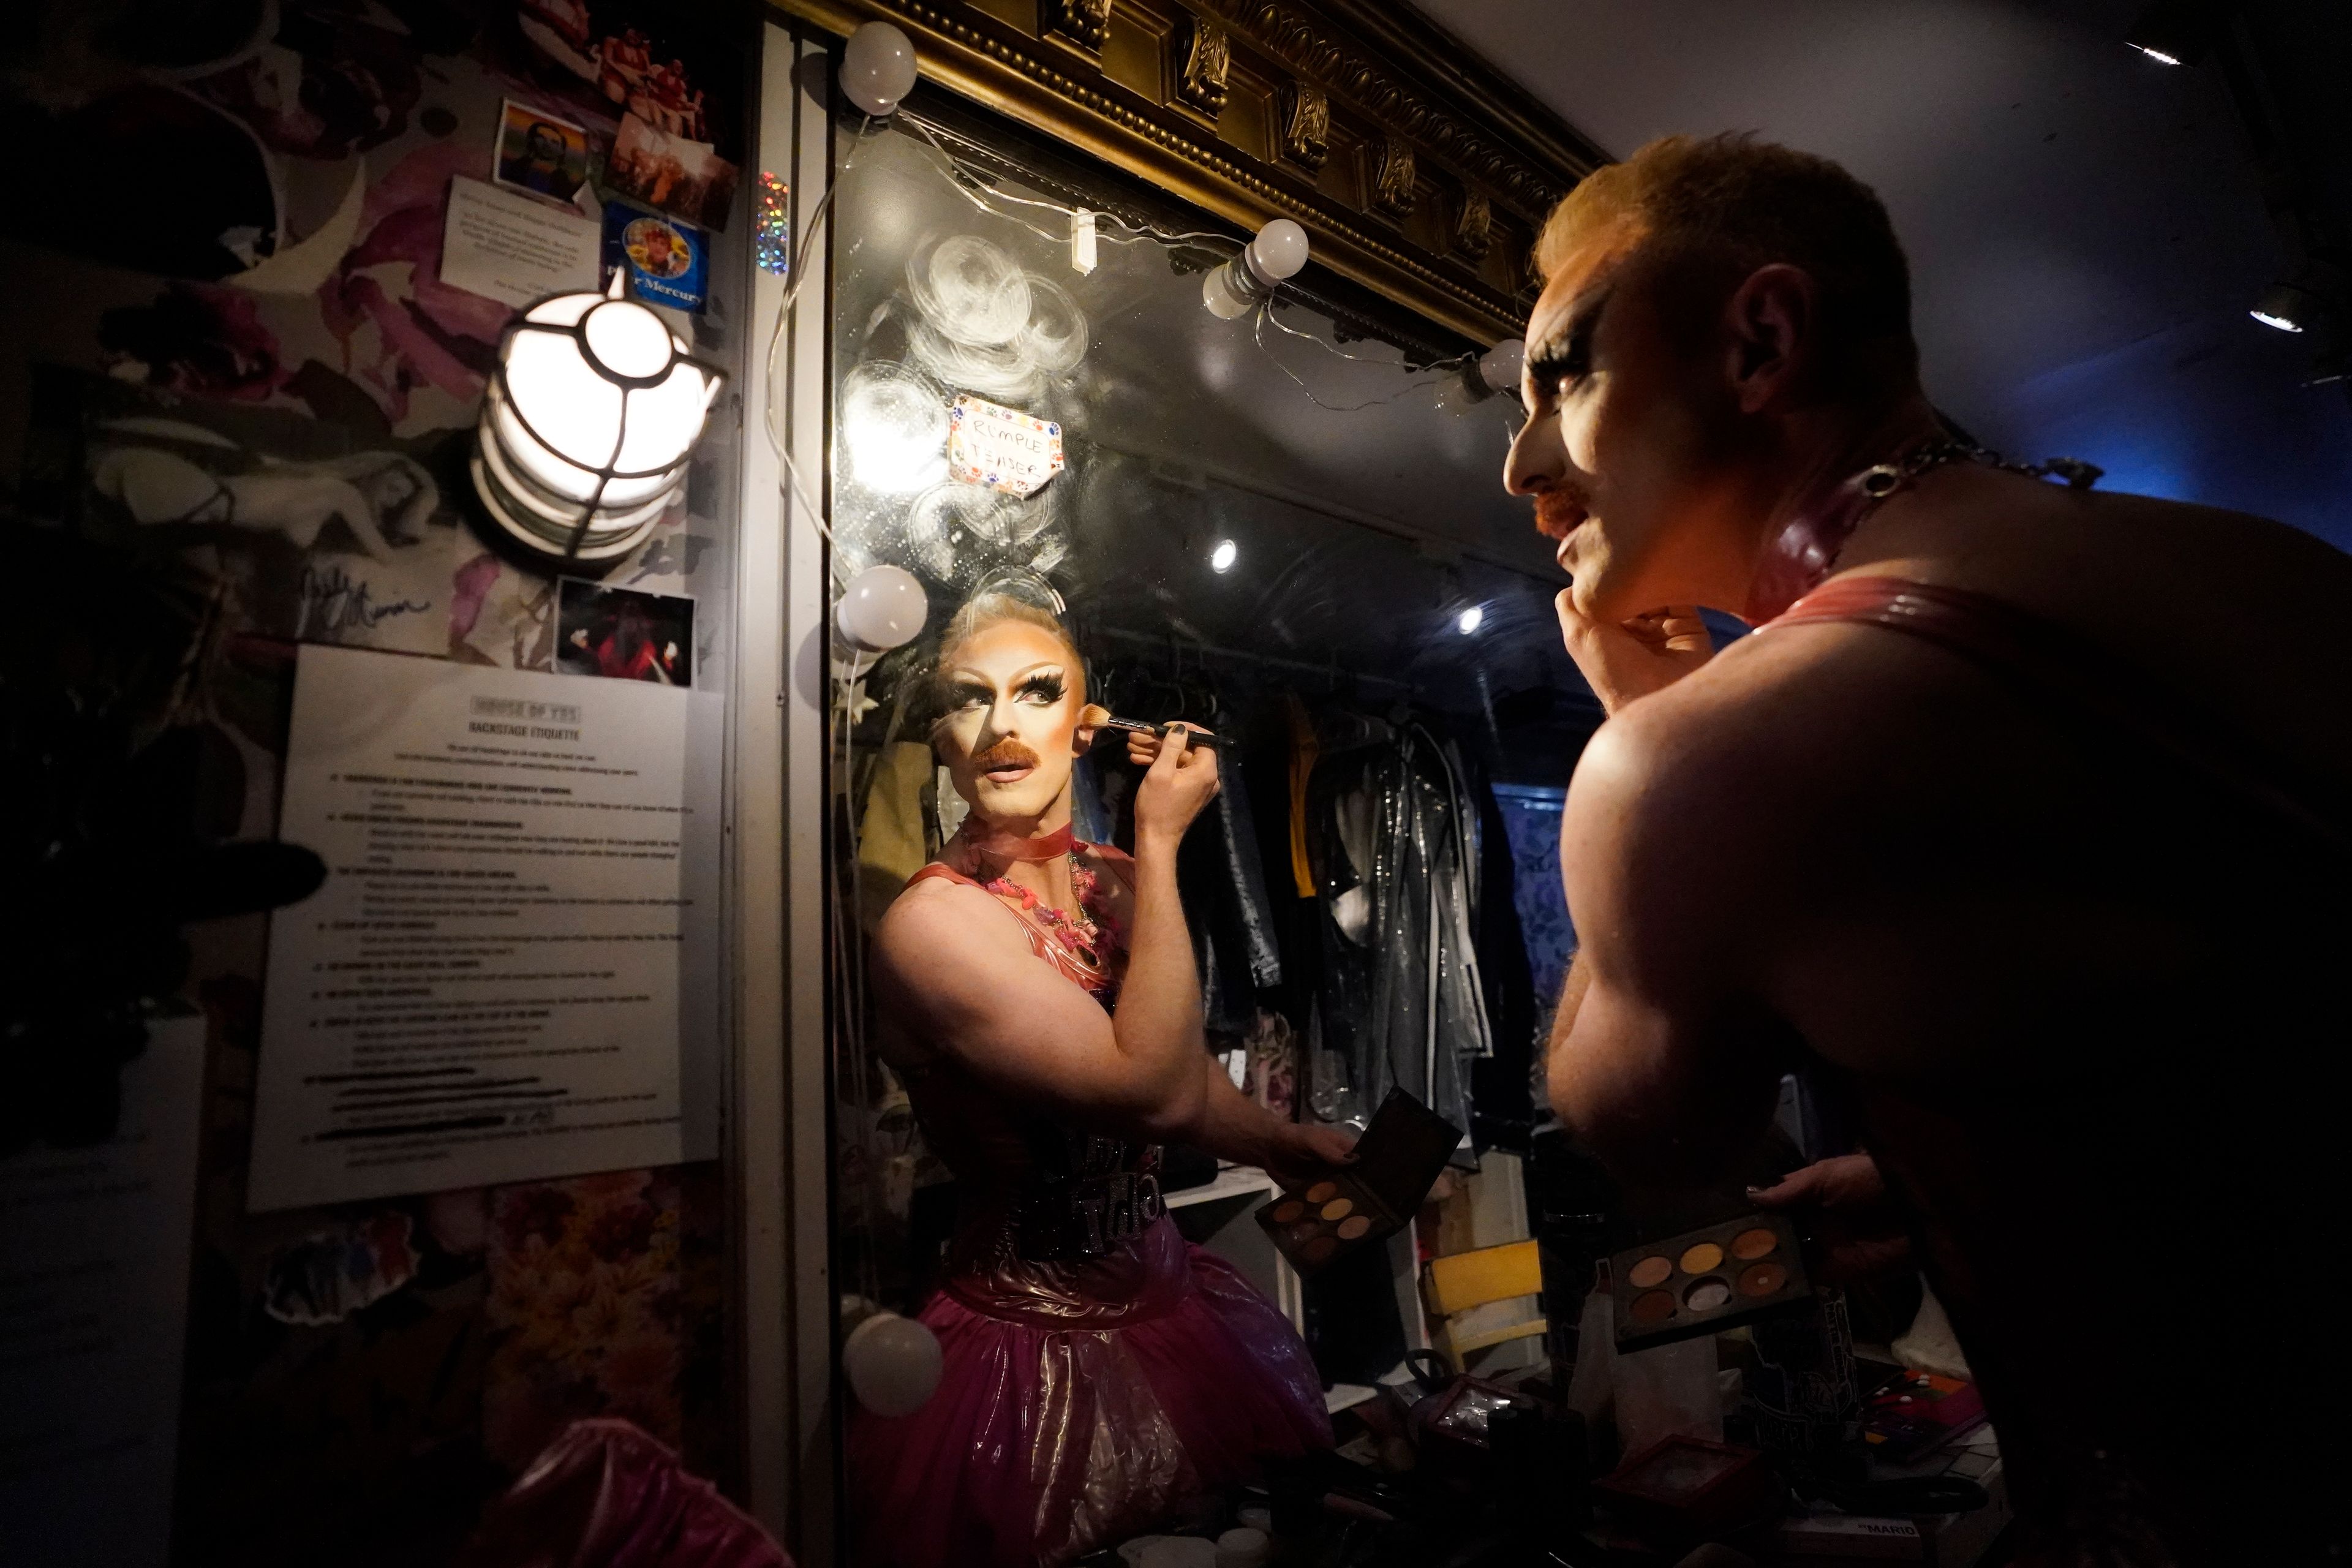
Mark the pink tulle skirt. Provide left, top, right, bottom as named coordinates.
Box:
left=848, top=1218, right=1332, bottom=1568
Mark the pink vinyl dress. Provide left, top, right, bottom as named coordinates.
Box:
left=848, top=842, right=1332, bottom=1568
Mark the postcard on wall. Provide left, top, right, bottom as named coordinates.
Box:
left=600, top=199, right=707, bottom=313
left=606, top=111, right=739, bottom=230
left=440, top=175, right=601, bottom=311
left=492, top=97, right=594, bottom=203
left=248, top=644, right=691, bottom=1210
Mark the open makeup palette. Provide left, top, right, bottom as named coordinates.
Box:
left=1609, top=1213, right=1811, bottom=1350
left=1254, top=1088, right=1459, bottom=1274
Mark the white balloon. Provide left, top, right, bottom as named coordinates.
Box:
left=1477, top=337, right=1525, bottom=394
left=842, top=1310, right=942, bottom=1417
left=836, top=563, right=929, bottom=651
left=1136, top=1540, right=1216, bottom=1568
left=1215, top=1526, right=1270, bottom=1568
left=1247, top=218, right=1309, bottom=282
left=840, top=21, right=919, bottom=116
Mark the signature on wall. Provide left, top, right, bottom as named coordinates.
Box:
left=299, top=563, right=433, bottom=633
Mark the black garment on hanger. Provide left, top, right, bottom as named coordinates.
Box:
left=1303, top=719, right=1493, bottom=1142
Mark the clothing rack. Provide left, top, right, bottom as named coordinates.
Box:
left=1093, top=624, right=1420, bottom=695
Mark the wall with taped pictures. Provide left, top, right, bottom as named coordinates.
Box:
left=0, top=2, right=752, bottom=1561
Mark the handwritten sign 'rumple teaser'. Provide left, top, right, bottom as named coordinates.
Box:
left=946, top=394, right=1065, bottom=497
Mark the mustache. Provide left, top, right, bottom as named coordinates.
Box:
left=971, top=737, right=1041, bottom=771
left=1532, top=488, right=1588, bottom=541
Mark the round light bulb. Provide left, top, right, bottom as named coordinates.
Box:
left=1201, top=264, right=1253, bottom=320
left=1477, top=338, right=1525, bottom=394
left=836, top=564, right=929, bottom=651
left=1247, top=218, right=1309, bottom=283
left=1457, top=605, right=1484, bottom=635
left=840, top=21, right=919, bottom=116
left=1209, top=538, right=1238, bottom=573
left=842, top=1310, right=942, bottom=1417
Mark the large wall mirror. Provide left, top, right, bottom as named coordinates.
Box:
left=816, top=75, right=1602, bottom=1560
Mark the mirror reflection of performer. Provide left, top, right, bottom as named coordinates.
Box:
left=850, top=585, right=1346, bottom=1567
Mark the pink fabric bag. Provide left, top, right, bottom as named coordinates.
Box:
left=456, top=1418, right=791, bottom=1568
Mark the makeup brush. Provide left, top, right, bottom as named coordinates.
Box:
left=1096, top=715, right=1221, bottom=751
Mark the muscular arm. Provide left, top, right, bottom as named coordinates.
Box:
left=873, top=829, right=1207, bottom=1142
left=1191, top=1057, right=1279, bottom=1164
left=870, top=734, right=1216, bottom=1143
left=1542, top=713, right=1790, bottom=1186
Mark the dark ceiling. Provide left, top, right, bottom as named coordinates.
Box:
left=1409, top=0, right=2352, bottom=548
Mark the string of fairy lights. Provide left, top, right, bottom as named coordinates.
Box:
left=759, top=39, right=1527, bottom=578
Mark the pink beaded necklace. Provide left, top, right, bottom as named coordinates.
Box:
left=980, top=853, right=1112, bottom=971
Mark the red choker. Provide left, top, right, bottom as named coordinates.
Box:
left=958, top=824, right=1077, bottom=863
left=1745, top=438, right=2098, bottom=625
left=1743, top=470, right=1883, bottom=625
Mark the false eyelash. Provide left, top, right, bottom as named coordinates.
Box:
left=1527, top=336, right=1589, bottom=391
left=1021, top=673, right=1068, bottom=702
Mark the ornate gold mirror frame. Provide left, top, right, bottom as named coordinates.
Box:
left=767, top=0, right=1605, bottom=344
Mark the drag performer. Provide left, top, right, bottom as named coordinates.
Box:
left=850, top=586, right=1345, bottom=1567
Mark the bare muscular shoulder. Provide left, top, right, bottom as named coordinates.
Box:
left=1569, top=477, right=2352, bottom=1091
left=1846, top=470, right=2352, bottom=790
left=869, top=870, right=1163, bottom=1132
left=868, top=875, right=1034, bottom=1061
left=1562, top=620, right=1887, bottom=982
left=1561, top=598, right=2052, bottom=1084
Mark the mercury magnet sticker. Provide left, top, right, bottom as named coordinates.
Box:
left=946, top=394, right=1065, bottom=497
left=601, top=200, right=709, bottom=313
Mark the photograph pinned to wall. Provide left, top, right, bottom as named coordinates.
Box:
left=502, top=1, right=744, bottom=215
left=32, top=368, right=458, bottom=656
left=601, top=199, right=707, bottom=312
left=259, top=1213, right=421, bottom=1326
left=493, top=98, right=595, bottom=203
left=557, top=578, right=693, bottom=685
left=606, top=111, right=739, bottom=231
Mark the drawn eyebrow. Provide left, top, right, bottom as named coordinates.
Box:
left=1527, top=288, right=1611, bottom=383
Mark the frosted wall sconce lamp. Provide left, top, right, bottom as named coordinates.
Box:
left=470, top=274, right=726, bottom=565
left=1203, top=219, right=1310, bottom=319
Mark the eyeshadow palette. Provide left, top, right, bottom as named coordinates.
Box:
left=1608, top=1213, right=1811, bottom=1350
left=1254, top=1088, right=1460, bottom=1274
